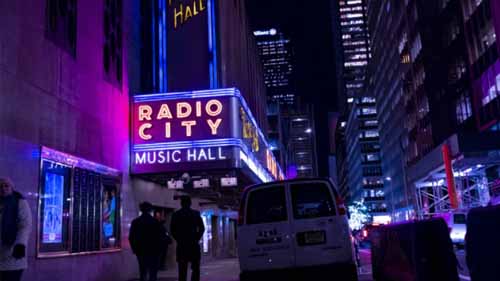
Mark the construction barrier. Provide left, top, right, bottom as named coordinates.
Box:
left=466, top=205, right=500, bottom=281
left=371, top=218, right=459, bottom=281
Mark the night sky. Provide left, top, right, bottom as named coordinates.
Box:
left=246, top=0, right=343, bottom=176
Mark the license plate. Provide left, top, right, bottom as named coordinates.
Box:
left=304, top=231, right=326, bottom=244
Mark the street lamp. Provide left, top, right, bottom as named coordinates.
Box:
left=385, top=177, right=395, bottom=221
left=305, top=128, right=312, bottom=134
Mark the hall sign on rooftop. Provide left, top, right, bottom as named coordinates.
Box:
left=169, top=0, right=207, bottom=29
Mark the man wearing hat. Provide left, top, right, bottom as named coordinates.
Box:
left=170, top=196, right=205, bottom=281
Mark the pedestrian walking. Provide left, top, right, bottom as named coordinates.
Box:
left=170, top=196, right=205, bottom=281
left=0, top=177, right=32, bottom=281
left=155, top=211, right=173, bottom=271
left=129, top=202, right=165, bottom=281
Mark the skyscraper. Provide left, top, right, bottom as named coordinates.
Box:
left=337, top=0, right=387, bottom=219
left=254, top=28, right=292, bottom=168
left=254, top=27, right=319, bottom=177
left=366, top=0, right=500, bottom=220
left=339, top=0, right=370, bottom=99
left=254, top=28, right=296, bottom=105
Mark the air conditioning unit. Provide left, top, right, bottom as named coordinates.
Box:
left=194, top=179, right=210, bottom=189
left=168, top=180, right=184, bottom=189
left=221, top=177, right=238, bottom=187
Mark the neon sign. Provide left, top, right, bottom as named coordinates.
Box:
left=133, top=97, right=232, bottom=144
left=134, top=147, right=227, bottom=165
left=136, top=99, right=224, bottom=141
left=240, top=107, right=259, bottom=152
left=169, top=0, right=207, bottom=29
left=132, top=88, right=285, bottom=181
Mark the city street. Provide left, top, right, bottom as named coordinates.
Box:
left=129, top=251, right=375, bottom=281
left=126, top=248, right=478, bottom=281
left=456, top=249, right=471, bottom=281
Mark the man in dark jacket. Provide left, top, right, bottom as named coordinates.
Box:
left=170, top=196, right=205, bottom=281
left=129, top=202, right=165, bottom=281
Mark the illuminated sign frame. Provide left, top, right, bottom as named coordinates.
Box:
left=132, top=88, right=284, bottom=182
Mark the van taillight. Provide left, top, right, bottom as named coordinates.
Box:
left=336, top=196, right=347, bottom=216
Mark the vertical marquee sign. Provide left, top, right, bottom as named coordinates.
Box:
left=166, top=0, right=218, bottom=91
left=131, top=88, right=284, bottom=182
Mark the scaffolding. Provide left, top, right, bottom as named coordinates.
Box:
left=415, top=166, right=490, bottom=218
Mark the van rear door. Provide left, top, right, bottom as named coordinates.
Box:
left=238, top=184, right=294, bottom=271
left=290, top=181, right=353, bottom=267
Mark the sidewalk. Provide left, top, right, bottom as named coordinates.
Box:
left=129, top=258, right=240, bottom=281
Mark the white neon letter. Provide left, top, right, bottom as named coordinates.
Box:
left=172, top=150, right=181, bottom=163
left=139, top=105, right=153, bottom=121
left=177, top=102, right=192, bottom=118
left=207, top=119, right=222, bottom=135
left=165, top=122, right=171, bottom=138
left=139, top=123, right=153, bottom=140
left=157, top=104, right=173, bottom=120
left=206, top=99, right=223, bottom=117
left=181, top=121, right=197, bottom=137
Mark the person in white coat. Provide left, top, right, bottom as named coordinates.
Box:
left=0, top=178, right=32, bottom=281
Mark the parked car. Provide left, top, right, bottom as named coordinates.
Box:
left=237, top=178, right=358, bottom=281
left=356, top=223, right=381, bottom=248
left=433, top=211, right=467, bottom=245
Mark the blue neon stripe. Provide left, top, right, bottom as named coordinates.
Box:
left=158, top=0, right=162, bottom=91
left=133, top=138, right=243, bottom=150
left=152, top=2, right=156, bottom=90
left=211, top=0, right=218, bottom=88
left=133, top=88, right=238, bottom=101
left=207, top=0, right=213, bottom=88
left=162, top=0, right=167, bottom=91
left=207, top=0, right=218, bottom=88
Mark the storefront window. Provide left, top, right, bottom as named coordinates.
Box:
left=39, top=160, right=71, bottom=253
left=102, top=180, right=120, bottom=249
left=38, top=147, right=121, bottom=257
left=201, top=212, right=212, bottom=254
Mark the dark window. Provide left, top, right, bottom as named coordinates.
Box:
left=246, top=186, right=287, bottom=224
left=72, top=168, right=102, bottom=253
left=453, top=214, right=466, bottom=224
left=45, top=0, right=77, bottom=56
left=104, top=0, right=123, bottom=87
left=291, top=182, right=336, bottom=219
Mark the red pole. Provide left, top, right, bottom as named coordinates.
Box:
left=442, top=144, right=458, bottom=209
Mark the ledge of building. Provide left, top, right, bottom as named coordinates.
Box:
left=407, top=131, right=500, bottom=184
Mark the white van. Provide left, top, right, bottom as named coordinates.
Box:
left=237, top=178, right=358, bottom=281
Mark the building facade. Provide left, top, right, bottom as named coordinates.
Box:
left=345, top=98, right=387, bottom=217
left=367, top=0, right=500, bottom=220
left=0, top=0, right=139, bottom=280
left=253, top=28, right=296, bottom=168
left=366, top=0, right=413, bottom=220
left=337, top=0, right=387, bottom=220
left=252, top=27, right=320, bottom=177
left=0, top=1, right=281, bottom=280
left=254, top=28, right=296, bottom=106
left=463, top=0, right=500, bottom=204
left=286, top=105, right=319, bottom=178
left=339, top=0, right=370, bottom=99
left=136, top=0, right=283, bottom=263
